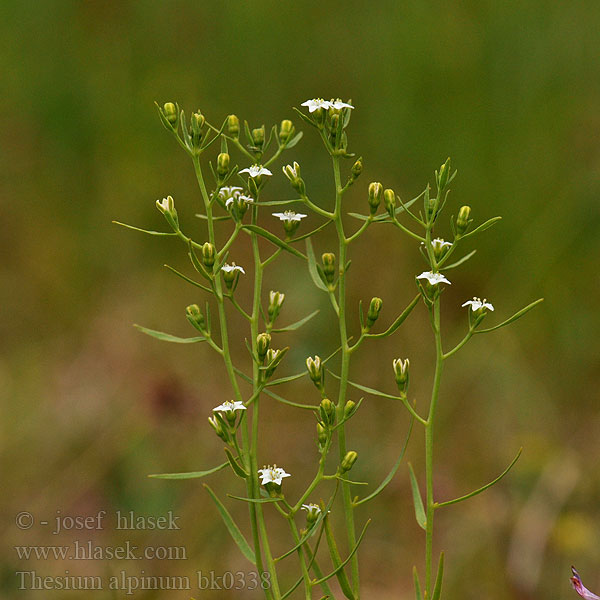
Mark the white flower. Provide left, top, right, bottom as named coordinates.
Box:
left=462, top=297, right=494, bottom=312
left=225, top=194, right=254, bottom=208
left=272, top=210, right=307, bottom=222
left=301, top=503, right=322, bottom=514
left=258, top=465, right=291, bottom=486
left=329, top=98, right=354, bottom=110
left=417, top=271, right=451, bottom=286
left=301, top=98, right=332, bottom=112
left=222, top=263, right=246, bottom=274
left=239, top=165, right=272, bottom=178
left=218, top=186, right=243, bottom=199
left=432, top=237, right=452, bottom=249
left=156, top=195, right=174, bottom=213
left=213, top=400, right=246, bottom=413
left=269, top=290, right=285, bottom=308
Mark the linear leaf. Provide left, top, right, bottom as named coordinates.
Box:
left=242, top=224, right=306, bottom=259
left=281, top=576, right=304, bottom=600
left=460, top=216, right=502, bottom=239
left=285, top=130, right=304, bottom=149
left=442, top=249, right=477, bottom=271
left=367, top=293, right=420, bottom=338
left=164, top=264, right=213, bottom=293
left=290, top=219, right=333, bottom=242
left=306, top=238, right=329, bottom=291
left=431, top=552, right=445, bottom=600
left=227, top=495, right=281, bottom=504
left=271, top=309, right=320, bottom=333
left=194, top=213, right=231, bottom=221
left=413, top=566, right=423, bottom=600
left=266, top=371, right=307, bottom=386
left=204, top=484, right=256, bottom=565
left=354, top=416, right=414, bottom=506
left=224, top=448, right=249, bottom=478
left=148, top=461, right=228, bottom=480
left=435, top=448, right=522, bottom=508
left=134, top=324, right=206, bottom=344
left=262, top=387, right=320, bottom=410
left=113, top=221, right=177, bottom=236
left=475, top=299, right=543, bottom=334
left=408, top=463, right=427, bottom=530
left=313, top=520, right=371, bottom=586
left=347, top=191, right=422, bottom=222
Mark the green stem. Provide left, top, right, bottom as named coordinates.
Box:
left=287, top=517, right=312, bottom=600
left=332, top=154, right=360, bottom=598
left=425, top=298, right=443, bottom=598
left=192, top=155, right=275, bottom=599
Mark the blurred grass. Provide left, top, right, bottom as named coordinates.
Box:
left=1, top=1, right=599, bottom=598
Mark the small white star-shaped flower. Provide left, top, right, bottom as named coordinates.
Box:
left=258, top=465, right=291, bottom=486
left=225, top=194, right=254, bottom=208
left=156, top=195, right=175, bottom=212
left=272, top=211, right=307, bottom=222
left=239, top=165, right=272, bottom=178
left=432, top=237, right=452, bottom=249
left=301, top=503, right=322, bottom=514
left=329, top=98, right=354, bottom=110
left=417, top=271, right=451, bottom=286
left=301, top=98, right=332, bottom=112
left=213, top=400, right=246, bottom=413
left=462, top=297, right=494, bottom=311
left=222, top=263, right=246, bottom=275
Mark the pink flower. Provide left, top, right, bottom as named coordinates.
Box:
left=571, top=567, right=600, bottom=600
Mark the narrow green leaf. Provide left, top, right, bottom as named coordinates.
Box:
left=204, top=484, right=256, bottom=565
left=194, top=213, right=230, bottom=221
left=285, top=130, right=303, bottom=149
left=227, top=495, right=281, bottom=504
left=431, top=552, right=445, bottom=600
left=148, top=461, right=228, bottom=480
left=306, top=238, right=329, bottom=291
left=347, top=191, right=423, bottom=222
left=313, top=519, right=371, bottom=587
left=290, top=219, right=333, bottom=242
left=271, top=309, right=320, bottom=333
left=460, top=216, right=502, bottom=240
left=413, top=566, right=423, bottom=600
left=292, top=106, right=318, bottom=128
left=224, top=448, right=249, bottom=478
left=134, top=324, right=205, bottom=344
left=262, top=387, right=320, bottom=410
left=242, top=224, right=306, bottom=259
left=266, top=371, right=307, bottom=386
left=113, top=221, right=177, bottom=236
left=435, top=448, right=522, bottom=508
left=164, top=264, right=213, bottom=293
left=442, top=249, right=477, bottom=271
left=354, top=416, right=413, bottom=506
left=408, top=463, right=427, bottom=530
left=367, top=293, right=420, bottom=338
left=475, top=299, right=543, bottom=334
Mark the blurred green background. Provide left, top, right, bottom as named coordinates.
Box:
left=2, top=1, right=599, bottom=598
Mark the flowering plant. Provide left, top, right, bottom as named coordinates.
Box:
left=116, top=97, right=542, bottom=599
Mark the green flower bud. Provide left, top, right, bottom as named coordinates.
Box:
left=384, top=189, right=396, bottom=217
left=279, top=119, right=294, bottom=143
left=321, top=253, right=336, bottom=284
left=351, top=157, right=363, bottom=179
left=163, top=102, right=178, bottom=126
left=217, top=152, right=230, bottom=177
left=367, top=297, right=383, bottom=328
left=393, top=358, right=410, bottom=393
left=227, top=114, right=240, bottom=138
left=265, top=347, right=288, bottom=378
left=252, top=126, right=265, bottom=149
left=201, top=242, right=216, bottom=268
left=340, top=451, right=358, bottom=473
left=343, top=400, right=357, bottom=420
left=368, top=182, right=383, bottom=215
left=306, top=355, right=323, bottom=389
left=268, top=290, right=285, bottom=322
left=431, top=238, right=452, bottom=261
left=456, top=205, right=472, bottom=235
left=317, top=423, right=328, bottom=447
left=437, top=157, right=451, bottom=191
left=282, top=162, right=305, bottom=195
left=191, top=111, right=205, bottom=133
left=155, top=196, right=179, bottom=229
left=319, top=398, right=335, bottom=426
left=256, top=332, right=271, bottom=361
left=208, top=415, right=229, bottom=443
left=186, top=304, right=205, bottom=331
